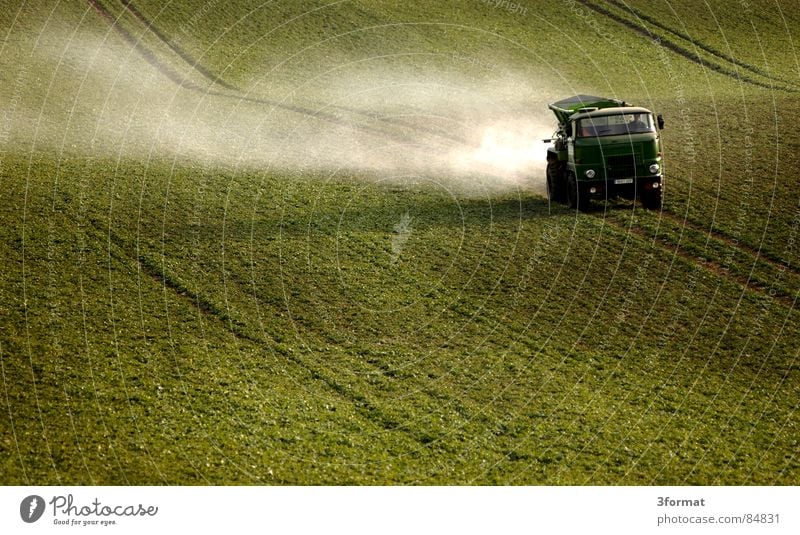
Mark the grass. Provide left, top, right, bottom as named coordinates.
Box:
left=618, top=0, right=800, bottom=84
left=1, top=0, right=798, bottom=484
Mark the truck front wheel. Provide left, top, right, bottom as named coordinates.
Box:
left=641, top=189, right=662, bottom=210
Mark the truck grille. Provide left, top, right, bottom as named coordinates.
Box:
left=606, top=154, right=636, bottom=179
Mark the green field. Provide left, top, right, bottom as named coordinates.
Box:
left=1, top=0, right=798, bottom=484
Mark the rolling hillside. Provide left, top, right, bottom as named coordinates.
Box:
left=1, top=0, right=798, bottom=484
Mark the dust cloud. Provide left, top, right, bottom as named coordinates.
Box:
left=3, top=31, right=561, bottom=196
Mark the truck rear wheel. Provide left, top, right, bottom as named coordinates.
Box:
left=546, top=160, right=567, bottom=203
left=568, top=173, right=589, bottom=212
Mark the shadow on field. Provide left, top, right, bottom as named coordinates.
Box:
left=187, top=194, right=555, bottom=241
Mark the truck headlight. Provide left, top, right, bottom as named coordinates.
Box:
left=585, top=169, right=596, bottom=178
left=649, top=163, right=660, bottom=174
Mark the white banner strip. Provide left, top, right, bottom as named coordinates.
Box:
left=2, top=486, right=797, bottom=534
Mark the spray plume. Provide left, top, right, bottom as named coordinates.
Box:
left=3, top=30, right=563, bottom=196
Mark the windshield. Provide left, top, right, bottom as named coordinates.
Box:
left=576, top=113, right=654, bottom=137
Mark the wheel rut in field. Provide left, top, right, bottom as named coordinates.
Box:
left=600, top=211, right=798, bottom=309
left=603, top=0, right=800, bottom=90
left=575, top=0, right=798, bottom=93
left=82, top=217, right=447, bottom=448
left=84, top=0, right=490, bottom=450
left=87, top=0, right=205, bottom=91
left=90, top=0, right=469, bottom=153
left=119, top=0, right=238, bottom=90
left=658, top=208, right=800, bottom=279
left=119, top=0, right=470, bottom=145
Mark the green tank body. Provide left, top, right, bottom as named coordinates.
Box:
left=545, top=95, right=664, bottom=210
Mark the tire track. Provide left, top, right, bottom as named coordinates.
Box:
left=121, top=0, right=474, bottom=148
left=95, top=0, right=470, bottom=150
left=87, top=0, right=454, bottom=152
left=218, top=256, right=495, bottom=431
left=575, top=0, right=798, bottom=93
left=120, top=0, right=238, bottom=90
left=84, top=217, right=442, bottom=447
left=604, top=0, right=800, bottom=89
left=125, top=0, right=470, bottom=145
left=656, top=181, right=800, bottom=274
left=87, top=0, right=204, bottom=90
left=85, top=0, right=478, bottom=450
left=601, top=211, right=797, bottom=309
left=658, top=208, right=800, bottom=279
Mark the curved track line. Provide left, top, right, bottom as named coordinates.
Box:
left=120, top=0, right=238, bottom=90
left=87, top=0, right=444, bottom=150
left=604, top=0, right=800, bottom=89
left=83, top=1, right=485, bottom=448
left=602, top=212, right=797, bottom=309
left=118, top=1, right=471, bottom=146
left=658, top=208, right=800, bottom=278
left=576, top=0, right=798, bottom=93
left=86, top=218, right=437, bottom=446
left=87, top=0, right=204, bottom=91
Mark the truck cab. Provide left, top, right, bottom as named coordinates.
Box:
left=546, top=95, right=664, bottom=210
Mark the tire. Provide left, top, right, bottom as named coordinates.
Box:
left=546, top=160, right=567, bottom=203
left=641, top=189, right=662, bottom=210
left=568, top=173, right=589, bottom=212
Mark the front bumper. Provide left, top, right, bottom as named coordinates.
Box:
left=578, top=175, right=663, bottom=199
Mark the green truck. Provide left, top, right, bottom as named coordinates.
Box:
left=545, top=95, right=664, bottom=211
